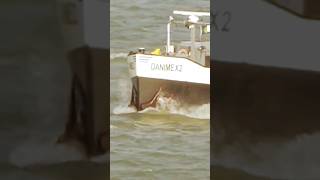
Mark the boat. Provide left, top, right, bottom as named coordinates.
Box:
left=56, top=0, right=108, bottom=156
left=127, top=10, right=211, bottom=111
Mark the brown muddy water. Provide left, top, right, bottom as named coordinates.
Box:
left=110, top=0, right=210, bottom=179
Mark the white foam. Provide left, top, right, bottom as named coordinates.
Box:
left=9, top=135, right=110, bottom=167
left=110, top=52, right=128, bottom=60
left=112, top=105, right=137, bottom=114
left=155, top=96, right=210, bottom=119
left=111, top=78, right=136, bottom=115
left=110, top=63, right=210, bottom=119
left=9, top=137, right=87, bottom=167
left=214, top=133, right=320, bottom=179
left=112, top=95, right=210, bottom=119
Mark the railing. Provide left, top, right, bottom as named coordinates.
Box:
left=173, top=10, right=210, bottom=17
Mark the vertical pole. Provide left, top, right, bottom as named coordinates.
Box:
left=200, top=24, right=202, bottom=41
left=190, top=24, right=196, bottom=61
left=167, top=22, right=171, bottom=54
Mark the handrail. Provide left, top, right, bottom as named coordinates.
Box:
left=173, top=10, right=210, bottom=17
left=172, top=20, right=210, bottom=26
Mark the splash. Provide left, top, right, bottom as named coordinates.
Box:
left=111, top=78, right=135, bottom=115
left=154, top=96, right=210, bottom=119
left=9, top=137, right=87, bottom=167
left=214, top=132, right=320, bottom=179
left=9, top=135, right=110, bottom=167
left=113, top=95, right=210, bottom=120
left=112, top=105, right=137, bottom=114
left=110, top=59, right=210, bottom=119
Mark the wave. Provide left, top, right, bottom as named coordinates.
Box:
left=113, top=105, right=137, bottom=115
left=112, top=95, right=210, bottom=120
left=110, top=52, right=128, bottom=60
left=9, top=136, right=107, bottom=167
left=152, top=96, right=210, bottom=119
left=9, top=137, right=86, bottom=167
left=110, top=57, right=210, bottom=119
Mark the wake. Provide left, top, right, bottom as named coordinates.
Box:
left=112, top=96, right=210, bottom=120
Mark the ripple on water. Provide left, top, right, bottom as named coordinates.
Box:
left=110, top=0, right=210, bottom=178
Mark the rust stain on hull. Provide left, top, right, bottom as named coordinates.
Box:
left=129, top=77, right=210, bottom=111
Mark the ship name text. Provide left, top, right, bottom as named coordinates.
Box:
left=151, top=63, right=182, bottom=72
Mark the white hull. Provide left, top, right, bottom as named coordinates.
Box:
left=127, top=54, right=210, bottom=85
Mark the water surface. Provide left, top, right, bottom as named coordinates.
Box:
left=110, top=0, right=210, bottom=179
